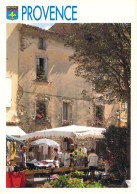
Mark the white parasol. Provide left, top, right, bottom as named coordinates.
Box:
left=30, top=138, right=60, bottom=147
left=21, top=125, right=106, bottom=140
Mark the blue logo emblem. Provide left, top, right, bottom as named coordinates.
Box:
left=7, top=6, right=18, bottom=20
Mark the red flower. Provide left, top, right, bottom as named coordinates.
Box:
left=36, top=114, right=42, bottom=119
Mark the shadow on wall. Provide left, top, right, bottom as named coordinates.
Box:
left=49, top=60, right=72, bottom=76
left=105, top=103, right=119, bottom=127
left=7, top=24, right=19, bottom=75
left=6, top=24, right=33, bottom=133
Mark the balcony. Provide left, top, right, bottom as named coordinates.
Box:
left=87, top=118, right=106, bottom=128
left=34, top=114, right=50, bottom=124
left=62, top=120, right=72, bottom=126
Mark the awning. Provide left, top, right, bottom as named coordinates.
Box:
left=6, top=135, right=25, bottom=143
left=21, top=125, right=106, bottom=140
left=30, top=138, right=60, bottom=147
left=6, top=126, right=27, bottom=137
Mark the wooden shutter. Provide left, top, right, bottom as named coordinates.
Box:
left=63, top=102, right=68, bottom=120
left=44, top=58, right=48, bottom=78
left=36, top=57, right=40, bottom=77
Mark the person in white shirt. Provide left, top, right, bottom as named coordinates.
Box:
left=59, top=148, right=65, bottom=167
left=88, top=148, right=98, bottom=179
left=22, top=146, right=27, bottom=168
left=64, top=150, right=70, bottom=167
left=81, top=144, right=87, bottom=155
left=29, top=147, right=35, bottom=160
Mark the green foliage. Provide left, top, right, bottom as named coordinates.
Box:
left=53, top=175, right=84, bottom=188
left=40, top=172, right=106, bottom=188
left=85, top=181, right=107, bottom=188
left=65, top=23, right=131, bottom=103
left=72, top=170, right=85, bottom=176
left=103, top=125, right=128, bottom=180
left=70, top=149, right=87, bottom=158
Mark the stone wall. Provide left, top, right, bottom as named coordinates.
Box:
left=6, top=23, right=120, bottom=132
left=6, top=24, right=19, bottom=123
left=40, top=135, right=96, bottom=151
left=18, top=24, right=93, bottom=132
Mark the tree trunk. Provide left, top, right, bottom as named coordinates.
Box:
left=127, top=93, right=131, bottom=179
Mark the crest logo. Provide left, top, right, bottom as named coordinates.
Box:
left=7, top=6, right=18, bottom=20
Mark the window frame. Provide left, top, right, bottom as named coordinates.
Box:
left=38, top=37, right=44, bottom=50
left=35, top=100, right=48, bottom=121
left=36, top=57, right=48, bottom=81
left=63, top=102, right=69, bottom=121
left=62, top=101, right=72, bottom=126
left=95, top=105, right=104, bottom=125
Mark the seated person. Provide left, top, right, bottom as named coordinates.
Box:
left=29, top=147, right=35, bottom=160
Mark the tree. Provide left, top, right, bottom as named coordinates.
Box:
left=103, top=126, right=128, bottom=180
left=65, top=24, right=130, bottom=124
left=65, top=23, right=131, bottom=178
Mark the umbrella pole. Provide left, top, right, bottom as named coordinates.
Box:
left=74, top=136, right=76, bottom=145
left=26, top=140, right=29, bottom=162
left=50, top=147, right=53, bottom=160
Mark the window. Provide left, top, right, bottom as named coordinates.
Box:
left=38, top=37, right=44, bottom=49
left=63, top=102, right=69, bottom=121
left=36, top=57, right=47, bottom=81
left=95, top=105, right=104, bottom=126
left=35, top=101, right=47, bottom=121
left=62, top=102, right=72, bottom=126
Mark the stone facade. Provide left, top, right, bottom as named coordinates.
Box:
left=6, top=24, right=19, bottom=124
left=44, top=136, right=96, bottom=151
left=6, top=23, right=119, bottom=133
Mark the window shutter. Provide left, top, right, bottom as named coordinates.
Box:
left=68, top=104, right=72, bottom=120
left=36, top=57, right=40, bottom=69
left=36, top=57, right=39, bottom=78
left=44, top=58, right=48, bottom=77
left=63, top=102, right=68, bottom=120
left=38, top=38, right=43, bottom=49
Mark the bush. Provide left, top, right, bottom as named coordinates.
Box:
left=103, top=125, right=128, bottom=180
left=40, top=172, right=106, bottom=188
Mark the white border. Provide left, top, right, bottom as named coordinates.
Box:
left=0, top=0, right=137, bottom=194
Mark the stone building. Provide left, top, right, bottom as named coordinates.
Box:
left=6, top=23, right=120, bottom=133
